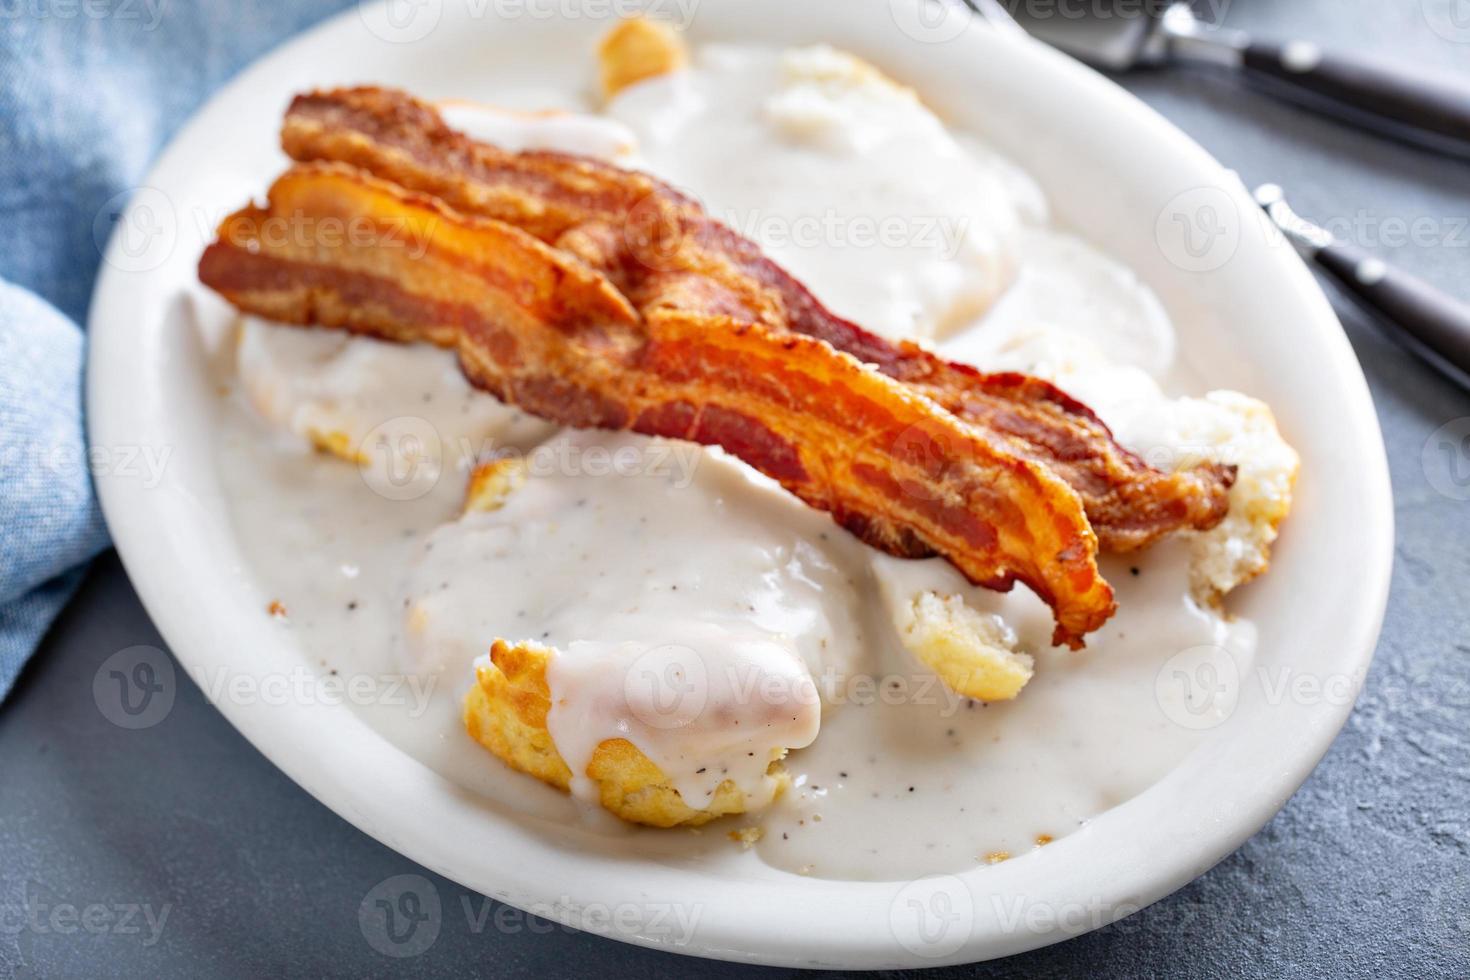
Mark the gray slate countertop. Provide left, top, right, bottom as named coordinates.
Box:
left=2, top=1, right=1468, bottom=976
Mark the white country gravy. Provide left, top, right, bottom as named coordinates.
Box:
left=208, top=44, right=1265, bottom=879
left=401, top=429, right=852, bottom=812
left=607, top=44, right=1022, bottom=342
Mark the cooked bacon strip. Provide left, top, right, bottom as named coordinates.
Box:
left=281, top=86, right=1235, bottom=552
left=198, top=163, right=1116, bottom=646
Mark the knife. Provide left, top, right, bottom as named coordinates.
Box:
left=1255, top=184, right=1470, bottom=390
left=977, top=1, right=1470, bottom=158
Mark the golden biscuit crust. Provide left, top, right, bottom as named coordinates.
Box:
left=897, top=592, right=1034, bottom=702
left=596, top=18, right=688, bottom=100
left=464, top=639, right=788, bottom=828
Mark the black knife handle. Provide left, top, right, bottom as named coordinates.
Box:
left=1312, top=239, right=1470, bottom=389
left=1241, top=40, right=1470, bottom=153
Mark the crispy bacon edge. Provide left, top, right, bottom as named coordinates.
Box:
left=197, top=163, right=1117, bottom=646
left=279, top=86, right=1236, bottom=553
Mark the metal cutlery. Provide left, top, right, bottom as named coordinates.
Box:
left=973, top=0, right=1470, bottom=157
left=1255, top=184, right=1470, bottom=390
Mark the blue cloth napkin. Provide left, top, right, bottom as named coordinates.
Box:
left=0, top=0, right=354, bottom=700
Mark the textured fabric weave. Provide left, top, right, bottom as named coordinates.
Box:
left=0, top=0, right=353, bottom=700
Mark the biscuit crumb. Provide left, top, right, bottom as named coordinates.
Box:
left=306, top=427, right=365, bottom=464
left=464, top=457, right=528, bottom=514
left=267, top=600, right=288, bottom=619
left=405, top=602, right=430, bottom=635
left=984, top=850, right=1010, bottom=865
left=728, top=826, right=764, bottom=849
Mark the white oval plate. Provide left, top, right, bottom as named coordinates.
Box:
left=88, top=0, right=1393, bottom=968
